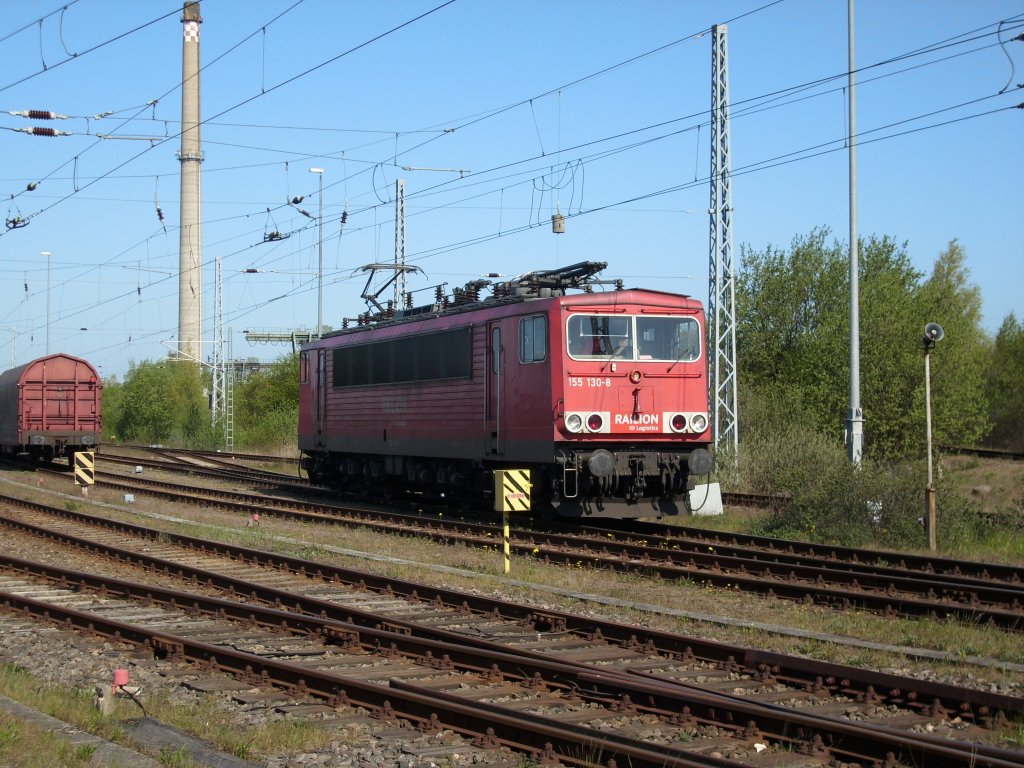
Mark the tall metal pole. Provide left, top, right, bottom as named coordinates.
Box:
left=42, top=251, right=51, bottom=354
left=922, top=322, right=943, bottom=551
left=310, top=167, right=324, bottom=337
left=846, top=0, right=864, bottom=465
left=178, top=1, right=204, bottom=363
left=924, top=346, right=936, bottom=550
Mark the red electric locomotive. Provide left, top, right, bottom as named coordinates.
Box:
left=298, top=262, right=712, bottom=519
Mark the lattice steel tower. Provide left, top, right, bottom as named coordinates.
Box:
left=394, top=179, right=407, bottom=308
left=708, top=23, right=739, bottom=455
left=211, top=255, right=233, bottom=449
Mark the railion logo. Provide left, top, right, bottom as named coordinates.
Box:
left=614, top=413, right=659, bottom=425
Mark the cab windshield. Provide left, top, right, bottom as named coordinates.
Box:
left=566, top=314, right=701, bottom=363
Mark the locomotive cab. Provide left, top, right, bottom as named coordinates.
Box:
left=548, top=303, right=713, bottom=517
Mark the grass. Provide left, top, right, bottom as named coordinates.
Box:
left=0, top=663, right=337, bottom=766
left=0, top=710, right=105, bottom=767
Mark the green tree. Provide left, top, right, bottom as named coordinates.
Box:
left=100, top=374, right=123, bottom=442
left=735, top=228, right=849, bottom=437
left=986, top=313, right=1024, bottom=450
left=735, top=230, right=989, bottom=459
left=914, top=240, right=990, bottom=451
left=106, top=360, right=211, bottom=446
left=233, top=352, right=299, bottom=449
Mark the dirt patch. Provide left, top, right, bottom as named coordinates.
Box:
left=942, top=455, right=1024, bottom=517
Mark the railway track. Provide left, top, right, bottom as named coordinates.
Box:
left=1, top=494, right=1021, bottom=767
left=109, top=447, right=786, bottom=509
left=941, top=445, right=1024, bottom=462
left=61, top=459, right=1024, bottom=630
left=101, top=449, right=308, bottom=488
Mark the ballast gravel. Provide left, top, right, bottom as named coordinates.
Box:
left=0, top=619, right=517, bottom=767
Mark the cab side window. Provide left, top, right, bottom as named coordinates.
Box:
left=520, top=315, right=547, bottom=363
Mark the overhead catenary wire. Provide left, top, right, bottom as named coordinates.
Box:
left=5, top=4, right=1019, bottom=370
left=0, top=0, right=82, bottom=47
left=0, top=4, right=181, bottom=94
left=38, top=89, right=1014, bottom=370
left=5, top=6, right=1014, bottom=236
left=0, top=0, right=457, bottom=237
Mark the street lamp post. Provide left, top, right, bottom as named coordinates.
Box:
left=923, top=322, right=944, bottom=551
left=41, top=251, right=51, bottom=354
left=309, top=167, right=324, bottom=338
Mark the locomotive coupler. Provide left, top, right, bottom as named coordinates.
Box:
left=626, top=456, right=646, bottom=502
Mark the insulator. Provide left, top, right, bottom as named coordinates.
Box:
left=341, top=211, right=348, bottom=224
left=298, top=209, right=312, bottom=219
left=404, top=292, right=412, bottom=309
left=290, top=195, right=304, bottom=205
left=156, top=206, right=164, bottom=221
left=23, top=126, right=67, bottom=137
left=434, top=285, right=444, bottom=302
left=26, top=182, right=38, bottom=192
left=342, top=318, right=349, bottom=329
left=28, top=110, right=58, bottom=120
left=615, top=279, right=624, bottom=290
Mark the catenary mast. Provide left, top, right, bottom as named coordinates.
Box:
left=709, top=24, right=738, bottom=457
left=178, top=1, right=203, bottom=363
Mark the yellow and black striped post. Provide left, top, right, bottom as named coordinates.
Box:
left=493, top=469, right=531, bottom=574
left=74, top=451, right=95, bottom=495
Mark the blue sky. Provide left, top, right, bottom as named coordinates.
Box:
left=0, top=0, right=1021, bottom=380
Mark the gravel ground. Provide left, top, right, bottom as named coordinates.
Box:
left=2, top=466, right=1021, bottom=765
left=0, top=618, right=519, bottom=766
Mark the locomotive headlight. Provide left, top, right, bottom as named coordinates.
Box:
left=670, top=414, right=688, bottom=433
left=586, top=413, right=605, bottom=432
left=565, top=413, right=583, bottom=433
left=629, top=370, right=642, bottom=384
left=689, top=413, right=708, bottom=433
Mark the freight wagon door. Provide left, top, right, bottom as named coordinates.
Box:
left=314, top=349, right=327, bottom=447
left=486, top=322, right=503, bottom=456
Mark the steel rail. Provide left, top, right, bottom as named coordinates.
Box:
left=0, top=587, right=723, bottom=768
left=2, top=553, right=1021, bottom=768
left=100, top=449, right=1024, bottom=587
left=587, top=518, right=1024, bottom=585
left=48, top=471, right=1024, bottom=629
left=0, top=496, right=1018, bottom=726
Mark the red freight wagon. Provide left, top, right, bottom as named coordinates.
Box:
left=298, top=262, right=712, bottom=519
left=0, top=353, right=102, bottom=464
